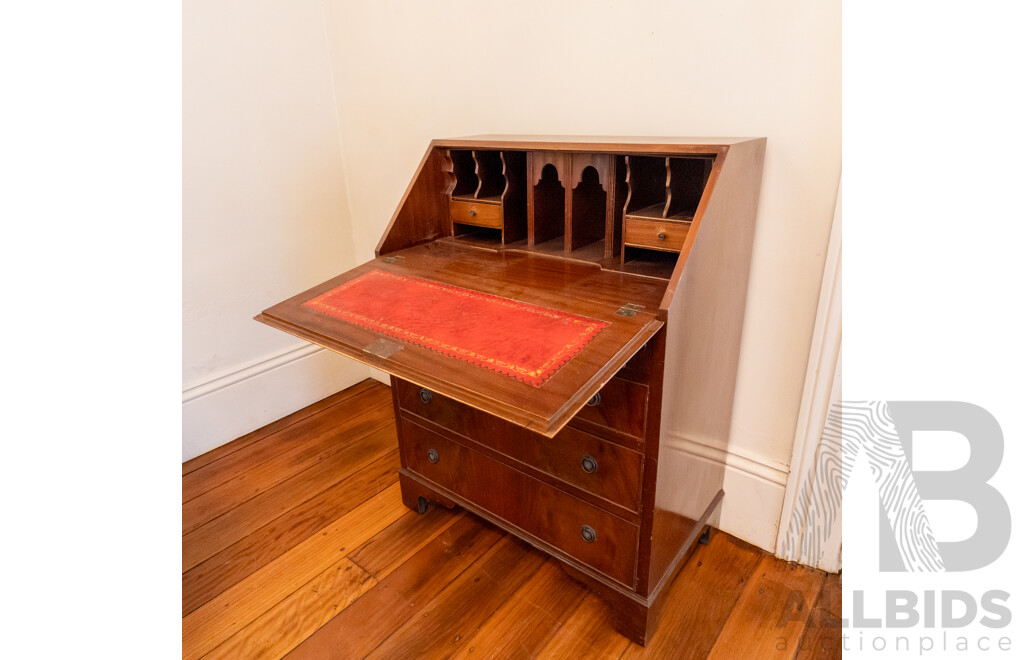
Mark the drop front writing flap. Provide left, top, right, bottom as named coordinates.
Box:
left=256, top=241, right=664, bottom=437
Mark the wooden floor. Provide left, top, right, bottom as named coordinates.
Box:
left=183, top=379, right=841, bottom=659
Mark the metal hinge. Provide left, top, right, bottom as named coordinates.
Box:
left=615, top=303, right=645, bottom=317
left=363, top=338, right=404, bottom=359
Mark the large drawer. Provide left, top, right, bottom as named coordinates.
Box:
left=400, top=417, right=639, bottom=586
left=395, top=379, right=643, bottom=511
left=568, top=376, right=649, bottom=446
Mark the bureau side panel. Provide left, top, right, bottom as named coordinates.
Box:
left=376, top=144, right=451, bottom=256
left=647, top=139, right=767, bottom=593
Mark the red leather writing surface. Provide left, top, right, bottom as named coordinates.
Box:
left=303, top=269, right=609, bottom=387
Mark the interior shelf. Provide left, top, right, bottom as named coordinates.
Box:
left=506, top=238, right=618, bottom=271
left=531, top=163, right=566, bottom=246
left=625, top=204, right=695, bottom=223
left=444, top=149, right=714, bottom=282
left=624, top=203, right=671, bottom=220
left=622, top=156, right=711, bottom=222
left=450, top=150, right=478, bottom=198
left=447, top=149, right=527, bottom=245
left=449, top=149, right=508, bottom=201
left=452, top=194, right=502, bottom=205
left=451, top=226, right=503, bottom=249
left=622, top=156, right=668, bottom=218
left=665, top=156, right=712, bottom=220
left=620, top=247, right=678, bottom=280
left=499, top=151, right=527, bottom=244
left=570, top=165, right=608, bottom=250
left=474, top=150, right=506, bottom=199
left=522, top=235, right=568, bottom=256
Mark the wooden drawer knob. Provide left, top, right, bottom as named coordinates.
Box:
left=657, top=232, right=667, bottom=241
left=427, top=448, right=439, bottom=464
left=581, top=455, right=598, bottom=474
left=586, top=393, right=601, bottom=407
left=581, top=525, right=597, bottom=543
left=469, top=210, right=477, bottom=217
left=420, top=388, right=433, bottom=404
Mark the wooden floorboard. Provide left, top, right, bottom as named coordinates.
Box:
left=183, top=378, right=840, bottom=659
left=620, top=531, right=764, bottom=660
left=182, top=398, right=392, bottom=534
left=182, top=422, right=397, bottom=573
left=705, top=554, right=826, bottom=660
left=287, top=514, right=503, bottom=659
left=449, top=559, right=589, bottom=659
left=183, top=484, right=407, bottom=660
left=182, top=449, right=400, bottom=616
left=795, top=572, right=843, bottom=659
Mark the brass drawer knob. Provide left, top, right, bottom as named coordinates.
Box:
left=427, top=448, right=439, bottom=464
left=420, top=388, right=433, bottom=404
left=581, top=525, right=597, bottom=543
left=469, top=209, right=477, bottom=217
left=586, top=393, right=601, bottom=407
left=657, top=232, right=667, bottom=241
left=581, top=455, right=598, bottom=474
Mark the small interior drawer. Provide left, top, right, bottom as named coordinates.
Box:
left=450, top=199, right=501, bottom=229
left=623, top=218, right=689, bottom=253
left=400, top=417, right=639, bottom=586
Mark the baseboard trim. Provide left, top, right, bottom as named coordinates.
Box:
left=182, top=344, right=370, bottom=462
left=183, top=343, right=322, bottom=403
left=664, top=432, right=789, bottom=487
left=661, top=433, right=789, bottom=551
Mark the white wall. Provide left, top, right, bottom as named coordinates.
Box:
left=182, top=0, right=370, bottom=461
left=320, top=0, right=841, bottom=550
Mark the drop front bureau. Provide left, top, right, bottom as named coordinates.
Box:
left=256, top=135, right=766, bottom=644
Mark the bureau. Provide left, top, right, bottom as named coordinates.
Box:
left=256, top=135, right=766, bottom=644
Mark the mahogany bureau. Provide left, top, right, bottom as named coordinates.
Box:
left=256, top=135, right=766, bottom=644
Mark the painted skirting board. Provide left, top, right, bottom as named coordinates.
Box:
left=663, top=434, right=790, bottom=551
left=182, top=344, right=371, bottom=462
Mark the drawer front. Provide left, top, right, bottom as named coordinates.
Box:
left=450, top=199, right=502, bottom=229
left=569, top=377, right=648, bottom=444
left=395, top=379, right=643, bottom=511
left=400, top=418, right=638, bottom=586
left=623, top=218, right=689, bottom=252
left=616, top=341, right=652, bottom=383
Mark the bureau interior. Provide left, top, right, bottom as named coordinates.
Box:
left=446, top=149, right=715, bottom=280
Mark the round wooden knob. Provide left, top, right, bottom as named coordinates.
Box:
left=581, top=525, right=597, bottom=543
left=420, top=388, right=433, bottom=404
left=586, top=393, right=601, bottom=407
left=469, top=210, right=477, bottom=217
left=427, top=448, right=439, bottom=464
left=581, top=455, right=598, bottom=474
left=657, top=232, right=667, bottom=241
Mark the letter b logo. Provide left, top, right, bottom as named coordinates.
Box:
left=883, top=402, right=1010, bottom=571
